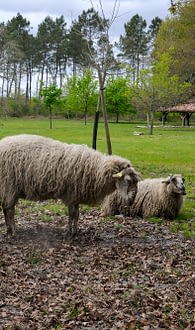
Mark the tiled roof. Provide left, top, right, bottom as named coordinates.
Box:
left=158, top=102, right=195, bottom=113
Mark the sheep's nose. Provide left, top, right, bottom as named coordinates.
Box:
left=181, top=185, right=186, bottom=195
left=182, top=188, right=186, bottom=195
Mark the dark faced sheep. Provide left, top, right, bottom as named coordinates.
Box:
left=0, top=134, right=140, bottom=237
left=102, top=174, right=186, bottom=219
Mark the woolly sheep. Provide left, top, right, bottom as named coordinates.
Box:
left=0, top=134, right=140, bottom=237
left=102, top=174, right=186, bottom=219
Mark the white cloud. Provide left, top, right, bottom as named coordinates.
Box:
left=0, top=0, right=169, bottom=38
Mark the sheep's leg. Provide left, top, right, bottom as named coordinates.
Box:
left=68, top=204, right=79, bottom=236
left=3, top=205, right=16, bottom=237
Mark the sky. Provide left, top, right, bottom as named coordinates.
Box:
left=0, top=0, right=170, bottom=41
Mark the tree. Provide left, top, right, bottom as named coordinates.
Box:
left=66, top=20, right=88, bottom=76
left=40, top=82, right=62, bottom=128
left=155, top=0, right=195, bottom=85
left=64, top=69, right=97, bottom=123
left=2, top=13, right=34, bottom=101
left=67, top=8, right=105, bottom=75
left=105, top=76, right=135, bottom=123
left=36, top=16, right=68, bottom=87
left=67, top=4, right=116, bottom=154
left=87, top=2, right=117, bottom=154
left=147, top=17, right=163, bottom=50
left=132, top=52, right=191, bottom=134
left=117, top=14, right=149, bottom=82
left=169, top=0, right=185, bottom=15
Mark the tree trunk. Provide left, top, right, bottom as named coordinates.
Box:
left=162, top=112, right=168, bottom=126
left=97, top=65, right=112, bottom=155
left=148, top=106, right=154, bottom=135
left=49, top=106, right=53, bottom=129
left=181, top=114, right=185, bottom=127
left=116, top=112, right=119, bottom=123
left=92, top=94, right=101, bottom=150
left=26, top=69, right=29, bottom=103
left=29, top=67, right=32, bottom=103
left=1, top=66, right=5, bottom=105
left=100, top=87, right=112, bottom=155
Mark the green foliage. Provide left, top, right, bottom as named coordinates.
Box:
left=0, top=96, right=30, bottom=117
left=67, top=305, right=81, bottom=320
left=152, top=52, right=192, bottom=105
left=117, top=14, right=149, bottom=81
left=155, top=0, right=195, bottom=84
left=64, top=70, right=97, bottom=121
left=40, top=214, right=53, bottom=223
left=40, top=82, right=63, bottom=128
left=105, top=76, right=136, bottom=122
left=147, top=217, right=164, bottom=224
left=170, top=220, right=195, bottom=238
left=40, top=82, right=63, bottom=109
left=168, top=0, right=184, bottom=15
left=148, top=17, right=163, bottom=41
left=36, top=15, right=68, bottom=84
left=132, top=51, right=192, bottom=134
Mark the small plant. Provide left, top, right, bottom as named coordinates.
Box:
left=114, top=223, right=123, bottom=230
left=67, top=305, right=81, bottom=320
left=147, top=217, right=163, bottom=224
left=40, top=214, right=53, bottom=223
left=27, top=250, right=42, bottom=265
left=45, top=203, right=68, bottom=215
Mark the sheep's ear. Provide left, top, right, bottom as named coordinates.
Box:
left=161, top=173, right=173, bottom=183
left=161, top=177, right=171, bottom=184
left=113, top=171, right=123, bottom=178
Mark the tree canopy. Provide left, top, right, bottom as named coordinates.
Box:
left=155, top=0, right=195, bottom=85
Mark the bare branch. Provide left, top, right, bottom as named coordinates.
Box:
left=109, top=0, right=120, bottom=27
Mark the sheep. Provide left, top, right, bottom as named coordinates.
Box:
left=101, top=174, right=186, bottom=220
left=0, top=134, right=140, bottom=237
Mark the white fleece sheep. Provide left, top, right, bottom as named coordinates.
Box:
left=0, top=134, right=140, bottom=237
left=102, top=174, right=186, bottom=219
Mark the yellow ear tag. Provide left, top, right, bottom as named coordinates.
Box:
left=113, top=171, right=123, bottom=178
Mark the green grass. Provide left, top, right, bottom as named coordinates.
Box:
left=1, top=117, right=195, bottom=237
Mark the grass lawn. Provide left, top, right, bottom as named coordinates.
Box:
left=0, top=117, right=195, bottom=236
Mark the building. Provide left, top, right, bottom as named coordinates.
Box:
left=158, top=102, right=195, bottom=126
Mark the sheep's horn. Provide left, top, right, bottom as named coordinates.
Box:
left=113, top=171, right=123, bottom=178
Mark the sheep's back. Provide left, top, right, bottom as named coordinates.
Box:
left=0, top=135, right=116, bottom=205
